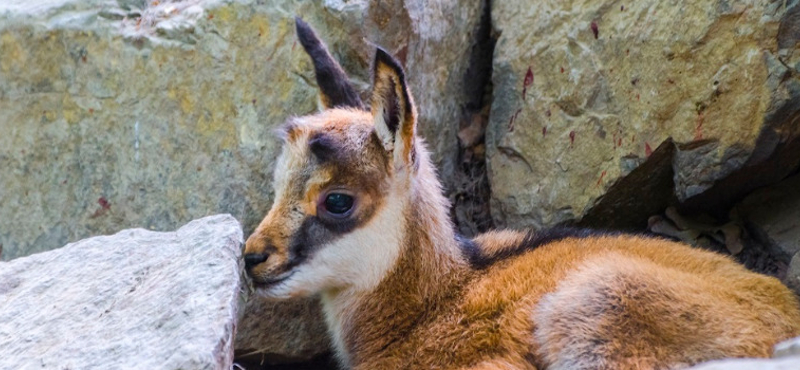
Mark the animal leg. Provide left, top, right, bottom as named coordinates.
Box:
left=533, top=253, right=796, bottom=370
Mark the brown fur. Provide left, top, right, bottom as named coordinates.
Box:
left=305, top=200, right=800, bottom=369
left=244, top=20, right=800, bottom=370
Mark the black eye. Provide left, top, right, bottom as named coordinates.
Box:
left=324, top=193, right=354, bottom=215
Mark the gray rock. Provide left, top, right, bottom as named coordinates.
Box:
left=0, top=214, right=244, bottom=370
left=786, top=253, right=800, bottom=301
left=731, top=173, right=800, bottom=289
left=0, top=0, right=484, bottom=260
left=234, top=296, right=330, bottom=364
left=686, top=336, right=800, bottom=369
left=736, top=174, right=800, bottom=257
left=487, top=0, right=800, bottom=229
left=775, top=335, right=800, bottom=358
left=687, top=357, right=800, bottom=370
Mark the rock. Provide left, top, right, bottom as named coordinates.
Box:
left=689, top=335, right=800, bottom=369
left=487, top=0, right=800, bottom=229
left=775, top=336, right=800, bottom=358
left=731, top=173, right=800, bottom=287
left=0, top=0, right=485, bottom=260
left=234, top=296, right=330, bottom=364
left=0, top=214, right=243, bottom=369
left=736, top=174, right=800, bottom=258
left=682, top=336, right=800, bottom=369
left=786, top=254, right=800, bottom=297
left=687, top=357, right=800, bottom=370
left=684, top=336, right=800, bottom=369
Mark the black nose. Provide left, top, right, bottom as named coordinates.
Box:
left=244, top=253, right=269, bottom=271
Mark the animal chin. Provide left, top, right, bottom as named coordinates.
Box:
left=252, top=271, right=296, bottom=291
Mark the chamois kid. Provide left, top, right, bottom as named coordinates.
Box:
left=244, top=18, right=800, bottom=370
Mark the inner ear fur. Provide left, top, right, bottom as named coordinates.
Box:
left=371, top=47, right=417, bottom=165
left=295, top=17, right=364, bottom=110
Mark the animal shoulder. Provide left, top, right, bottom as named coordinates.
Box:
left=460, top=227, right=619, bottom=269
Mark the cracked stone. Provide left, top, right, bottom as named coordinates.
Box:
left=0, top=214, right=243, bottom=369
left=487, top=0, right=800, bottom=229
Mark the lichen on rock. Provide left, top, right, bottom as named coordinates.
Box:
left=487, top=0, right=800, bottom=230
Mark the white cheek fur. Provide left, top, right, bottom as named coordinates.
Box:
left=279, top=193, right=405, bottom=295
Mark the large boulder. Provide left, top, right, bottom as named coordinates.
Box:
left=0, top=0, right=486, bottom=260
left=487, top=0, right=800, bottom=229
left=0, top=214, right=243, bottom=369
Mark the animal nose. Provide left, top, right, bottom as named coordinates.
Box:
left=244, top=253, right=269, bottom=271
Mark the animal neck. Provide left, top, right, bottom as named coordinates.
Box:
left=320, top=149, right=470, bottom=367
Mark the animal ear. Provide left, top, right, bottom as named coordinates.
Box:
left=295, top=17, right=364, bottom=110
left=371, top=47, right=417, bottom=166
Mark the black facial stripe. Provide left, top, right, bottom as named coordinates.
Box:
left=287, top=218, right=331, bottom=266
left=461, top=227, right=625, bottom=270
left=288, top=203, right=379, bottom=262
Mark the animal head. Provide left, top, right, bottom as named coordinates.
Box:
left=244, top=18, right=421, bottom=298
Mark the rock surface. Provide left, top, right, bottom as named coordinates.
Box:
left=787, top=255, right=800, bottom=296
left=0, top=214, right=243, bottom=370
left=775, top=335, right=800, bottom=358
left=736, top=174, right=800, bottom=258
left=487, top=0, right=800, bottom=229
left=732, top=173, right=800, bottom=289
left=234, top=296, right=330, bottom=364
left=687, top=357, right=800, bottom=370
left=0, top=0, right=485, bottom=260
left=687, top=335, right=800, bottom=369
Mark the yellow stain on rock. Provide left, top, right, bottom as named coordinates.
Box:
left=167, top=86, right=195, bottom=114
left=216, top=6, right=235, bottom=23
left=258, top=22, right=269, bottom=41
left=44, top=110, right=57, bottom=122
left=236, top=14, right=271, bottom=47
left=179, top=93, right=193, bottom=114
left=166, top=77, right=237, bottom=149
left=61, top=94, right=82, bottom=125
left=196, top=101, right=238, bottom=150
left=0, top=32, right=27, bottom=73
left=276, top=18, right=292, bottom=47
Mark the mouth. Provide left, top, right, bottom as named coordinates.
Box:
left=250, top=270, right=296, bottom=290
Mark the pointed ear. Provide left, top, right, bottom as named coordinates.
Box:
left=371, top=47, right=417, bottom=167
left=295, top=17, right=364, bottom=110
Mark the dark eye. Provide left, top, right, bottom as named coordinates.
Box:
left=324, top=193, right=354, bottom=215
